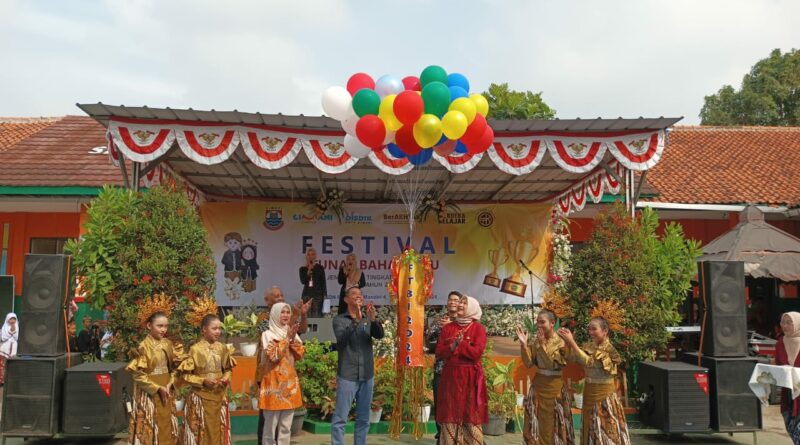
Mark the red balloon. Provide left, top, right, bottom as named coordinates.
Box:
left=402, top=76, right=421, bottom=91
left=355, top=115, right=387, bottom=149
left=434, top=139, right=456, bottom=156
left=460, top=114, right=487, bottom=146
left=347, top=73, right=375, bottom=96
left=475, top=126, right=495, bottom=153
left=395, top=125, right=422, bottom=156
left=393, top=91, right=424, bottom=125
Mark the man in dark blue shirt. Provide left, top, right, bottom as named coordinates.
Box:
left=331, top=287, right=384, bottom=445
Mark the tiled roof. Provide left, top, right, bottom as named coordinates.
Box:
left=0, top=115, right=124, bottom=188
left=647, top=126, right=800, bottom=207
left=0, top=117, right=60, bottom=152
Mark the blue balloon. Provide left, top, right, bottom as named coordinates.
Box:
left=447, top=73, right=470, bottom=92
left=455, top=141, right=468, bottom=154
left=375, top=75, right=404, bottom=98
left=387, top=143, right=406, bottom=158
left=408, top=148, right=433, bottom=165
left=448, top=86, right=468, bottom=101
left=435, top=135, right=448, bottom=146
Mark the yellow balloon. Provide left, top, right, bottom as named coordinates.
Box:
left=470, top=93, right=489, bottom=117
left=449, top=97, right=477, bottom=124
left=413, top=114, right=443, bottom=148
left=379, top=94, right=403, bottom=132
left=441, top=110, right=468, bottom=140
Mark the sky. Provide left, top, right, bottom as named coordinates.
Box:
left=1, top=0, right=798, bottom=124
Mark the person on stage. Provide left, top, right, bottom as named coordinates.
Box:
left=0, top=313, right=18, bottom=385
left=331, top=287, right=384, bottom=445
left=255, top=286, right=311, bottom=445
left=259, top=303, right=305, bottom=445
left=558, top=317, right=629, bottom=445
left=179, top=313, right=237, bottom=445
left=517, top=309, right=574, bottom=445
left=127, top=308, right=185, bottom=445
left=435, top=295, right=488, bottom=445
left=337, top=253, right=366, bottom=310
left=776, top=311, right=800, bottom=444
left=299, top=248, right=327, bottom=317
left=426, top=291, right=463, bottom=444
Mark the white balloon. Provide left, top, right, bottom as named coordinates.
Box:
left=341, top=114, right=358, bottom=135
left=321, top=86, right=352, bottom=121
left=375, top=75, right=404, bottom=98
left=344, top=134, right=371, bottom=159
left=383, top=130, right=396, bottom=145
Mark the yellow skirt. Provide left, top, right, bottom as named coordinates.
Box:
left=128, top=373, right=178, bottom=445
left=183, top=391, right=231, bottom=445
left=580, top=382, right=629, bottom=445
left=523, top=374, right=575, bottom=445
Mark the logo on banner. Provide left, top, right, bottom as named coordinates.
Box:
left=693, top=373, right=709, bottom=396
left=263, top=208, right=284, bottom=231
left=383, top=212, right=411, bottom=224
left=96, top=373, right=112, bottom=397
left=437, top=212, right=466, bottom=225
left=476, top=210, right=495, bottom=228
left=344, top=212, right=373, bottom=224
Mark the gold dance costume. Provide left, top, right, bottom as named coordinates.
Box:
left=126, top=335, right=185, bottom=445
left=521, top=335, right=575, bottom=445
left=178, top=340, right=237, bottom=445
left=569, top=339, right=629, bottom=445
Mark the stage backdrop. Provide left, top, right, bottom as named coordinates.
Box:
left=200, top=202, right=552, bottom=306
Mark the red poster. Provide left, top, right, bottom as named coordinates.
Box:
left=95, top=374, right=112, bottom=397
left=694, top=373, right=709, bottom=396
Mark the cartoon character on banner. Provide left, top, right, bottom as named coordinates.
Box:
left=387, top=248, right=434, bottom=440
left=240, top=239, right=259, bottom=293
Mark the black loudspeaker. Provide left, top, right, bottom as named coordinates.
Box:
left=699, top=261, right=748, bottom=357
left=0, top=353, right=82, bottom=437
left=683, top=353, right=761, bottom=432
left=638, top=361, right=710, bottom=433
left=19, top=254, right=70, bottom=356
left=0, top=275, right=14, bottom=323
left=62, top=362, right=132, bottom=436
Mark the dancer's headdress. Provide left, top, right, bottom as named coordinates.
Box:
left=590, top=298, right=625, bottom=332
left=187, top=295, right=219, bottom=327
left=138, top=292, right=175, bottom=327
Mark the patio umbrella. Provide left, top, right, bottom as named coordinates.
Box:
left=700, top=206, right=800, bottom=281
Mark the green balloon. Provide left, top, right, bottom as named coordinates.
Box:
left=352, top=89, right=381, bottom=117
left=422, top=81, right=451, bottom=117
left=420, top=65, right=448, bottom=88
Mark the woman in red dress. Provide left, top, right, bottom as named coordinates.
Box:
left=435, top=295, right=488, bottom=445
left=776, top=311, right=800, bottom=444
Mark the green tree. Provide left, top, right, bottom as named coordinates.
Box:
left=482, top=83, right=556, bottom=119
left=65, top=181, right=216, bottom=360
left=700, top=48, right=800, bottom=126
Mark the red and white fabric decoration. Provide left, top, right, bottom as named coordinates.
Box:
left=369, top=146, right=413, bottom=175
left=487, top=138, right=547, bottom=175
left=174, top=125, right=240, bottom=165
left=300, top=136, right=358, bottom=175
left=108, top=119, right=175, bottom=163
left=433, top=150, right=484, bottom=174
left=554, top=161, right=624, bottom=216
left=140, top=162, right=205, bottom=207
left=238, top=127, right=303, bottom=170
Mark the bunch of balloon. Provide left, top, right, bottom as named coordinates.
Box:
left=320, top=66, right=493, bottom=165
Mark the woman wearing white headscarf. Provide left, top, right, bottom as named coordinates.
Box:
left=777, top=312, right=800, bottom=444
left=435, top=296, right=488, bottom=445
left=258, top=302, right=304, bottom=445
left=0, top=312, right=19, bottom=385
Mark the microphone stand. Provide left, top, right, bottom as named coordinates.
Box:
left=518, top=260, right=549, bottom=316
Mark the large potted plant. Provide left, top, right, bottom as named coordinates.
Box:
left=483, top=359, right=516, bottom=436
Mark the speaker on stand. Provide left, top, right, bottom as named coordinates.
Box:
left=697, top=261, right=748, bottom=357
left=638, top=361, right=710, bottom=433
left=62, top=362, right=132, bottom=437
left=18, top=254, right=71, bottom=356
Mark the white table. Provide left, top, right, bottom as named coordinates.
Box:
left=748, top=363, right=800, bottom=404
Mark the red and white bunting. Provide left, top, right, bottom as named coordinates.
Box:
left=607, top=130, right=665, bottom=170
left=432, top=150, right=483, bottom=174
left=238, top=128, right=303, bottom=170
left=300, top=136, right=358, bottom=175
left=553, top=161, right=625, bottom=216
left=544, top=136, right=607, bottom=174
left=140, top=162, right=205, bottom=206
left=369, top=147, right=413, bottom=175
left=174, top=125, right=240, bottom=165
left=107, top=120, right=175, bottom=163
left=487, top=138, right=546, bottom=175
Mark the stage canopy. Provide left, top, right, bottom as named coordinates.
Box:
left=78, top=103, right=681, bottom=216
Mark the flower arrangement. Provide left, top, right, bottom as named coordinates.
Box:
left=480, top=305, right=530, bottom=338
left=307, top=189, right=346, bottom=222
left=415, top=192, right=461, bottom=223
left=548, top=216, right=572, bottom=288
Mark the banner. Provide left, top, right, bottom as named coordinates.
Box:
left=200, top=202, right=552, bottom=306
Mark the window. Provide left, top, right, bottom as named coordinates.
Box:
left=29, top=238, right=69, bottom=255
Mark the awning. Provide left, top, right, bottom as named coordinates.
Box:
left=77, top=103, right=681, bottom=215
left=700, top=206, right=800, bottom=281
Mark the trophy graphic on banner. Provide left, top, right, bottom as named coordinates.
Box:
left=500, top=240, right=539, bottom=297
left=483, top=247, right=508, bottom=288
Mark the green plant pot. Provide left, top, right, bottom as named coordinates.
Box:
left=483, top=414, right=506, bottom=436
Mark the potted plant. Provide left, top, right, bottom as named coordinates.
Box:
left=418, top=388, right=433, bottom=423
left=226, top=387, right=244, bottom=412
left=483, top=360, right=516, bottom=436
left=571, top=379, right=585, bottom=409
left=239, top=312, right=261, bottom=357
left=174, top=385, right=190, bottom=412
left=291, top=406, right=307, bottom=435
left=248, top=384, right=260, bottom=410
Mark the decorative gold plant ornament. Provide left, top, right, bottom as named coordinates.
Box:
left=138, top=292, right=175, bottom=327
left=590, top=298, right=625, bottom=332
left=187, top=295, right=219, bottom=327
left=542, top=288, right=572, bottom=320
